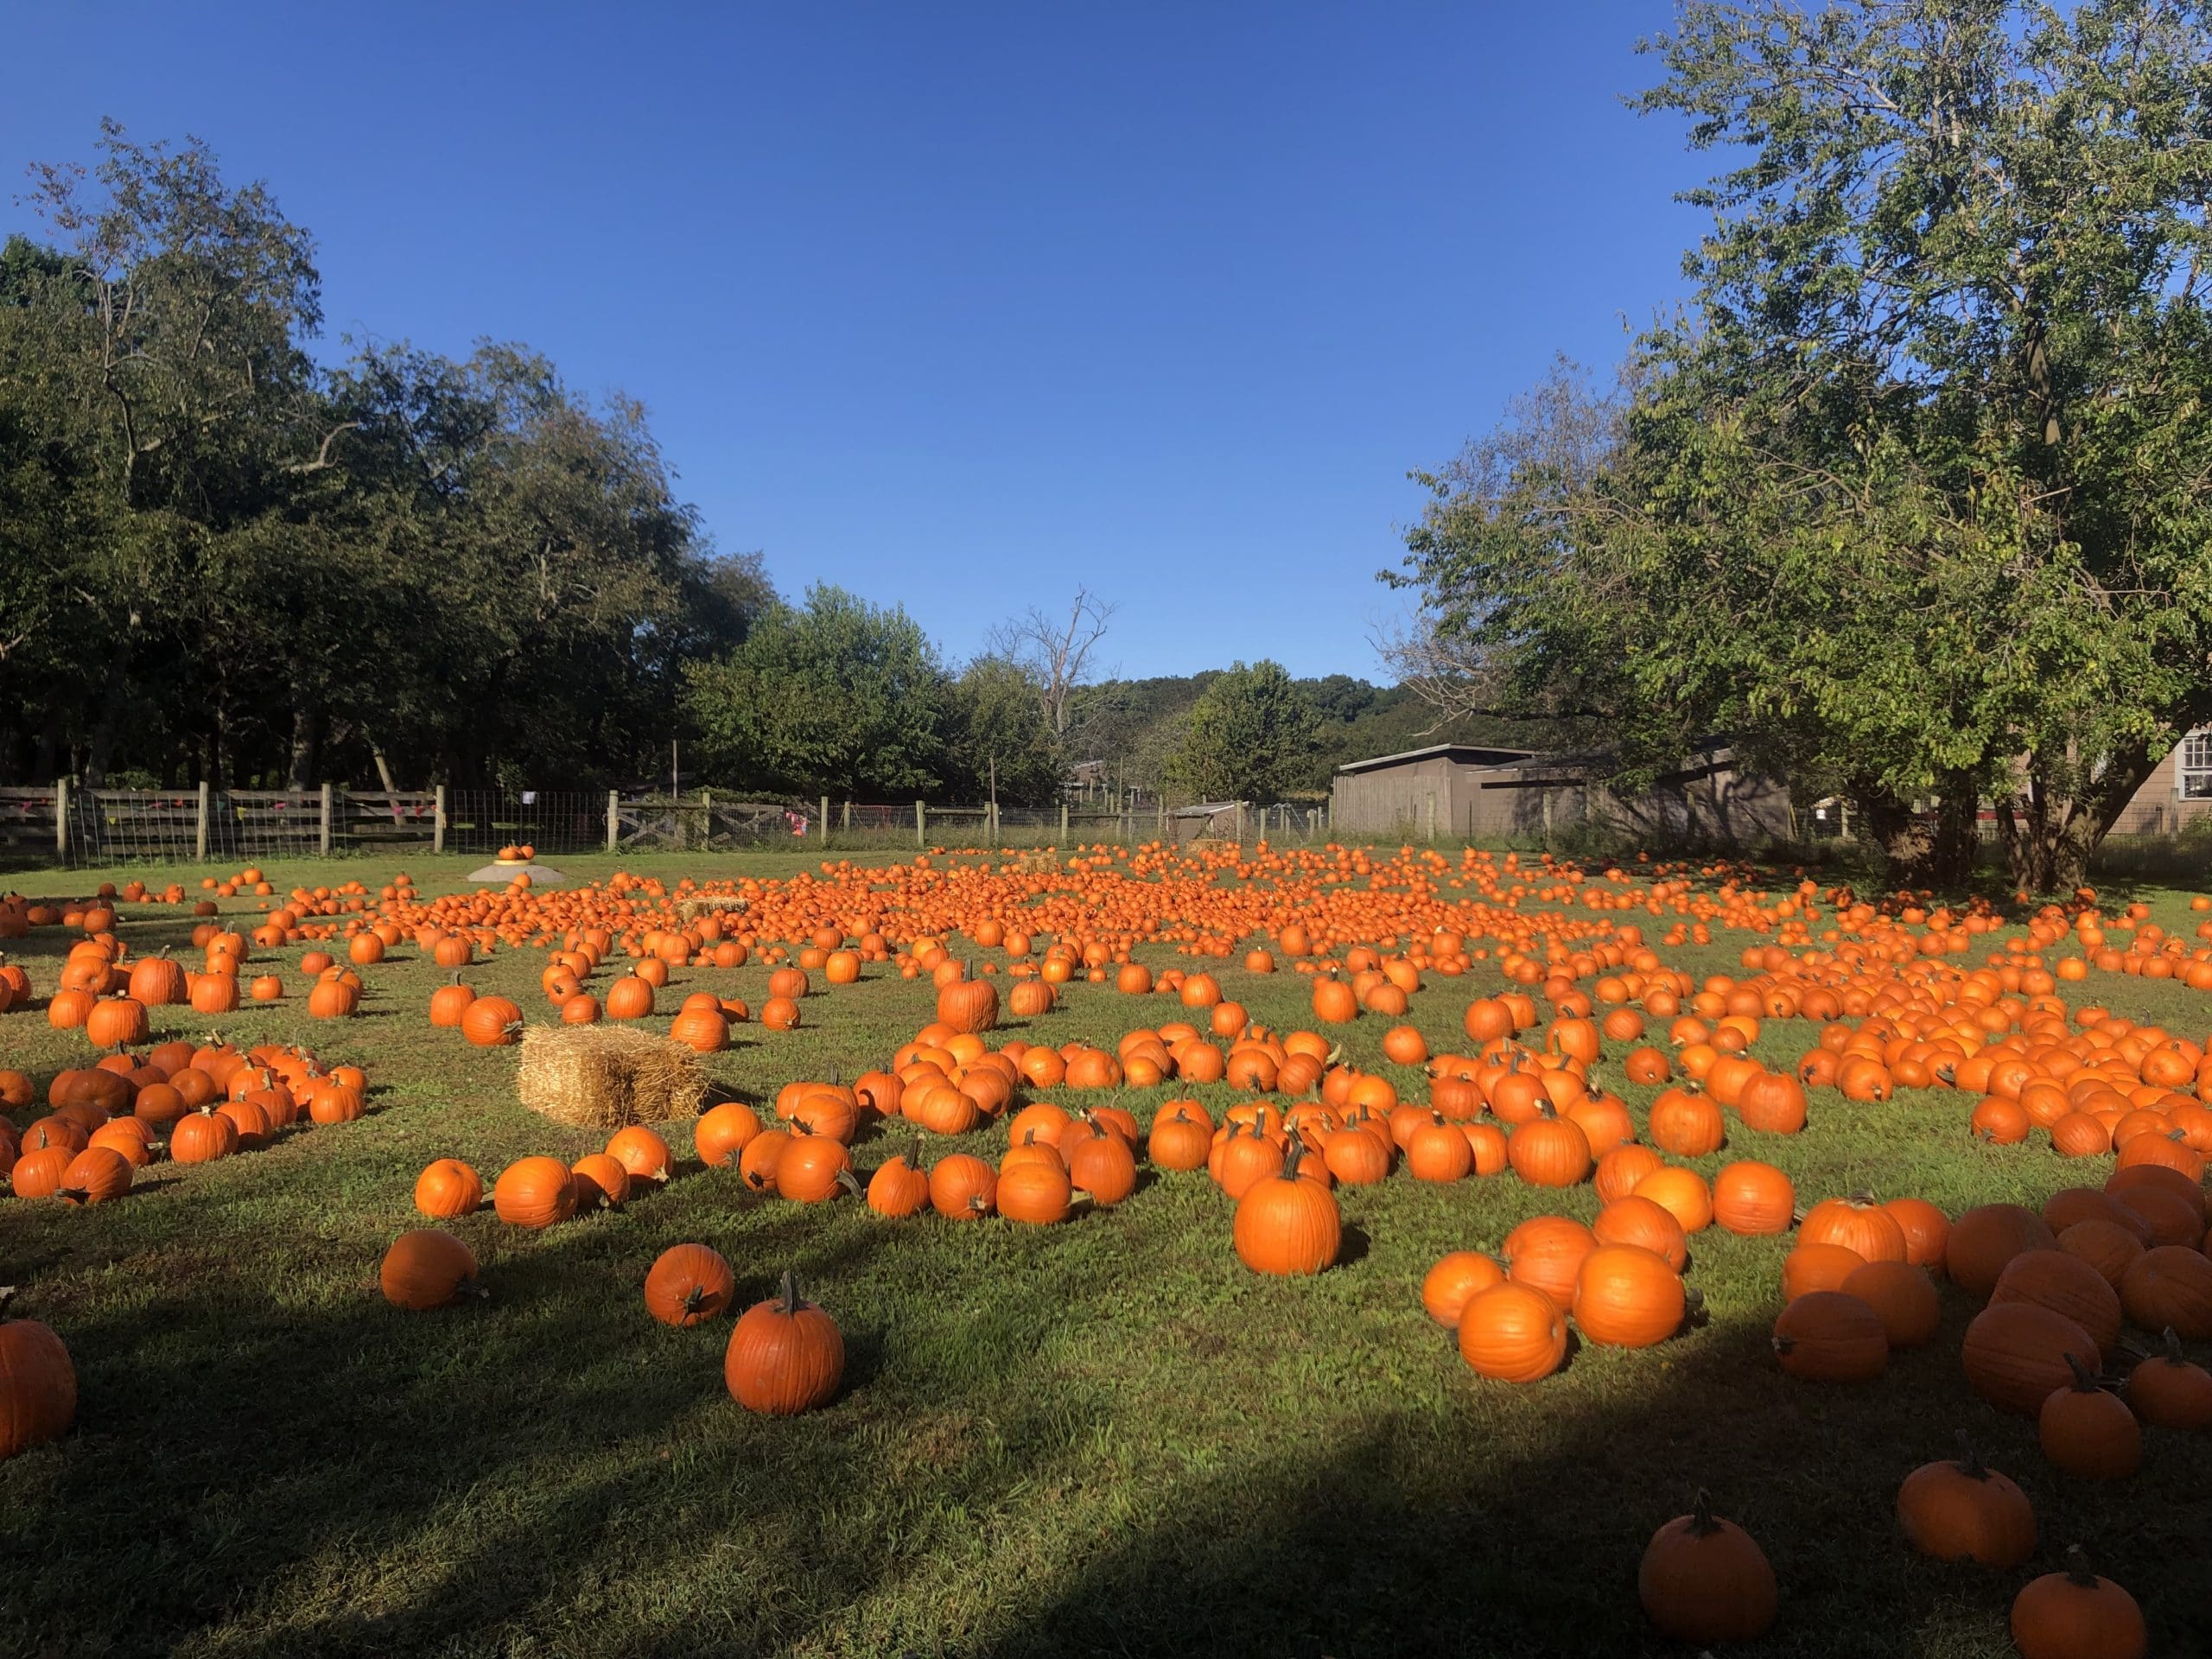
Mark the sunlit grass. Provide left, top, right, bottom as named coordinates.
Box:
left=3, top=851, right=2209, bottom=1656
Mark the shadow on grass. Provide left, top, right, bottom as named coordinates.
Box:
left=9, top=1219, right=2210, bottom=1659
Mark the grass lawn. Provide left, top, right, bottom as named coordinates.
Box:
left=3, top=848, right=2210, bottom=1657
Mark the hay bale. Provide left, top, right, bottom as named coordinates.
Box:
left=676, top=895, right=750, bottom=924
left=516, top=1025, right=708, bottom=1130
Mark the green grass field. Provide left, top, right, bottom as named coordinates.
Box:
left=3, top=850, right=2209, bottom=1657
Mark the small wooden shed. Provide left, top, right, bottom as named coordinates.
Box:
left=1168, top=801, right=1243, bottom=845
left=1325, top=744, right=1537, bottom=838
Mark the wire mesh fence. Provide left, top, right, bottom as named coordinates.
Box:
left=442, top=791, right=607, bottom=858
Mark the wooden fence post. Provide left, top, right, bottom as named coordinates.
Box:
left=194, top=781, right=210, bottom=861
left=915, top=800, right=926, bottom=849
left=819, top=795, right=830, bottom=847
left=53, top=779, right=67, bottom=858
left=841, top=799, right=852, bottom=833
left=1424, top=791, right=1436, bottom=842
left=320, top=783, right=335, bottom=855
left=1058, top=803, right=1068, bottom=843
left=1234, top=800, right=1244, bottom=842
left=606, top=791, right=620, bottom=852
left=433, top=785, right=448, bottom=855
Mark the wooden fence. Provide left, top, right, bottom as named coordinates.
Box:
left=4, top=783, right=1331, bottom=865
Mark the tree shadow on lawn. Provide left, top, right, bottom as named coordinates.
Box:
left=6, top=1217, right=2212, bottom=1659
left=957, top=1313, right=2212, bottom=1659
left=0, top=1202, right=925, bottom=1658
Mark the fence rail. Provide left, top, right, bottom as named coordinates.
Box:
left=2, top=781, right=1334, bottom=868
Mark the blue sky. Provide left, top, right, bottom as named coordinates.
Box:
left=1, top=3, right=1703, bottom=680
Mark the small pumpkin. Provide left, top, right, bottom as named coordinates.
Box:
left=2038, top=1354, right=2140, bottom=1481
left=569, top=1152, right=633, bottom=1210
left=724, top=1268, right=843, bottom=1415
left=493, top=1156, right=577, bottom=1229
left=2008, top=1547, right=2145, bottom=1659
left=928, top=1153, right=997, bottom=1220
left=379, top=1230, right=482, bottom=1310
left=413, top=1159, right=483, bottom=1219
left=606, top=1127, right=673, bottom=1189
left=1421, top=1251, right=1505, bottom=1328
left=1457, top=1281, right=1567, bottom=1382
left=1771, top=1291, right=1887, bottom=1382
left=865, top=1147, right=931, bottom=1217
left=644, top=1243, right=736, bottom=1327
left=0, top=1287, right=78, bottom=1458
left=1637, top=1492, right=1777, bottom=1645
left=2124, top=1328, right=2212, bottom=1429
left=1896, top=1433, right=2036, bottom=1567
left=694, top=1102, right=762, bottom=1168
left=1963, top=1301, right=2098, bottom=1417
left=1572, top=1243, right=1687, bottom=1349
left=1232, top=1143, right=1340, bottom=1275
left=1840, top=1260, right=1941, bottom=1350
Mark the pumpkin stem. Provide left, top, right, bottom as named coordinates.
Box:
left=778, top=1268, right=801, bottom=1313
left=2159, top=1326, right=2185, bottom=1363
left=1686, top=1490, right=1722, bottom=1536
left=835, top=1169, right=864, bottom=1198
left=0, top=1286, right=16, bottom=1319
left=2063, top=1351, right=2101, bottom=1392
left=2062, top=1544, right=2098, bottom=1588
left=1952, top=1430, right=1988, bottom=1479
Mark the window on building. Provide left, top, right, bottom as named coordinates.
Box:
left=2181, top=731, right=2212, bottom=799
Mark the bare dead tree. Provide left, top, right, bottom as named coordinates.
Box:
left=1375, top=614, right=1609, bottom=729
left=985, top=588, right=1116, bottom=742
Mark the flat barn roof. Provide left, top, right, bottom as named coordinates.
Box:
left=1333, top=743, right=1538, bottom=775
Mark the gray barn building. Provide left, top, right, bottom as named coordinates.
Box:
left=1330, top=741, right=1792, bottom=849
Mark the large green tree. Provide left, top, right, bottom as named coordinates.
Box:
left=1395, top=1, right=2212, bottom=890
left=1168, top=660, right=1319, bottom=804
left=683, top=585, right=948, bottom=798
left=944, top=656, right=1064, bottom=805
left=0, top=125, right=753, bottom=793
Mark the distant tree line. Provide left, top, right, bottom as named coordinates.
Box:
left=1, top=123, right=768, bottom=794
left=2, top=125, right=1513, bottom=807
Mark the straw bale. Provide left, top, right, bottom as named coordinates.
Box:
left=516, top=1024, right=708, bottom=1130
left=677, top=895, right=751, bottom=924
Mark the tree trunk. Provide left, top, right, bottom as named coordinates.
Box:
left=208, top=683, right=229, bottom=792
left=82, top=609, right=143, bottom=787
left=1926, top=771, right=1982, bottom=889
left=30, top=711, right=57, bottom=785
left=287, top=693, right=321, bottom=791
left=365, top=733, right=399, bottom=793
left=1851, top=780, right=1929, bottom=887
left=1997, top=740, right=2160, bottom=895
